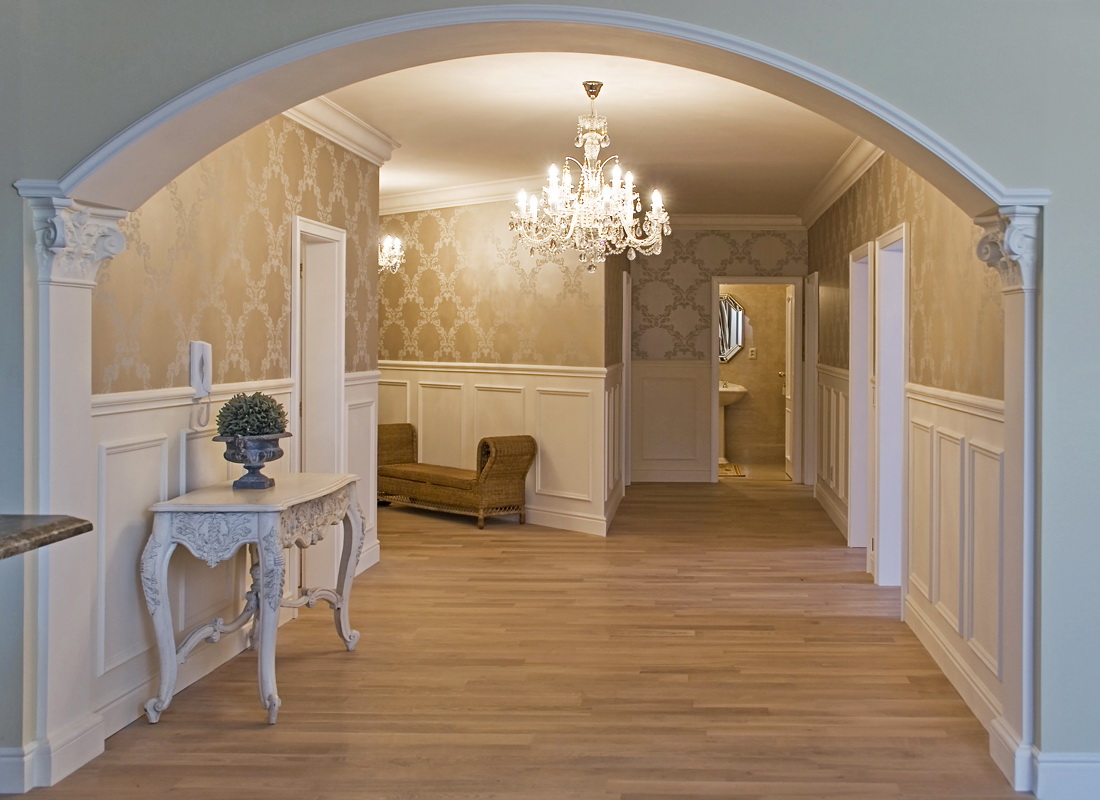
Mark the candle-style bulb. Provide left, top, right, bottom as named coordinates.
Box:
left=651, top=189, right=663, bottom=211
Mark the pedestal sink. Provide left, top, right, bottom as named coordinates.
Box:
left=718, top=382, right=748, bottom=464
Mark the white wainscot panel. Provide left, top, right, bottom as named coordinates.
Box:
left=346, top=386, right=381, bottom=574
left=814, top=366, right=849, bottom=534
left=536, top=389, right=592, bottom=501
left=418, top=383, right=463, bottom=468
left=902, top=385, right=1007, bottom=769
left=630, top=360, right=710, bottom=482
left=908, top=419, right=934, bottom=600
left=934, top=429, right=966, bottom=634
left=95, top=435, right=168, bottom=709
left=379, top=380, right=410, bottom=424
left=968, top=441, right=1004, bottom=676
left=473, top=385, right=525, bottom=444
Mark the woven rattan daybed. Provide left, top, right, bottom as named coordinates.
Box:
left=377, top=423, right=537, bottom=528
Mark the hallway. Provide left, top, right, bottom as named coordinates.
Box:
left=26, top=481, right=1023, bottom=799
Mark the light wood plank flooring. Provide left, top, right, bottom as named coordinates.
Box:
left=25, top=480, right=1027, bottom=799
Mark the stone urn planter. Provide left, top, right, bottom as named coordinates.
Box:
left=214, top=392, right=291, bottom=489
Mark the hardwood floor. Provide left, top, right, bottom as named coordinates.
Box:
left=25, top=480, right=1027, bottom=799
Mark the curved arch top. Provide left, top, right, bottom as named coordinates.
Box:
left=50, top=5, right=1048, bottom=216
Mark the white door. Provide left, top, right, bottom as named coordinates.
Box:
left=292, top=218, right=346, bottom=590
left=783, top=284, right=796, bottom=479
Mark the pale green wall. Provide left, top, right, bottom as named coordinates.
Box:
left=3, top=0, right=1100, bottom=756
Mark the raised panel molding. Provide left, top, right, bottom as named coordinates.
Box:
left=535, top=389, right=592, bottom=501
left=379, top=362, right=617, bottom=536
left=908, top=419, right=934, bottom=600
left=815, top=366, right=849, bottom=535
left=630, top=360, right=711, bottom=482
left=96, top=435, right=169, bottom=678
left=904, top=387, right=1008, bottom=777
left=378, top=379, right=411, bottom=424
left=933, top=429, right=966, bottom=634
left=968, top=441, right=1005, bottom=677
left=418, top=382, right=463, bottom=468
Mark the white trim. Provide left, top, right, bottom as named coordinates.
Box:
left=283, top=96, right=399, bottom=166
left=906, top=383, right=1005, bottom=422
left=630, top=468, right=713, bottom=483
left=90, top=379, right=295, bottom=416
left=670, top=214, right=806, bottom=231
left=848, top=243, right=872, bottom=551
left=0, top=744, right=36, bottom=794
left=524, top=505, right=609, bottom=537
left=30, top=712, right=105, bottom=789
left=345, top=370, right=382, bottom=387
left=380, top=359, right=608, bottom=378
left=49, top=6, right=1047, bottom=213
left=1033, top=751, right=1100, bottom=799
left=801, top=138, right=885, bottom=226
left=816, top=363, right=850, bottom=380
left=380, top=174, right=544, bottom=215
left=815, top=479, right=848, bottom=535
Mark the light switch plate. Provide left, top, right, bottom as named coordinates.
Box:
left=749, top=348, right=757, bottom=359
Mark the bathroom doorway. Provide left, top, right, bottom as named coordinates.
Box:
left=711, top=277, right=803, bottom=482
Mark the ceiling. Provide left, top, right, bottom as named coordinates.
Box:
left=323, top=52, right=863, bottom=220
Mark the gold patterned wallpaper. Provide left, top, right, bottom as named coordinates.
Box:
left=809, top=154, right=1003, bottom=399
left=379, top=201, right=604, bottom=367
left=93, top=117, right=379, bottom=394
left=631, top=230, right=808, bottom=360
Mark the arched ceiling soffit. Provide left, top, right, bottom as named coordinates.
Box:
left=59, top=9, right=1045, bottom=217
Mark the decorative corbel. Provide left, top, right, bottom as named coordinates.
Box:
left=18, top=189, right=127, bottom=287
left=975, top=205, right=1040, bottom=292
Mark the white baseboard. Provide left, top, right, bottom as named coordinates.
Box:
left=630, top=469, right=712, bottom=483
left=814, top=480, right=848, bottom=537
left=355, top=540, right=380, bottom=576
left=526, top=505, right=608, bottom=537
left=0, top=744, right=36, bottom=794
left=1033, top=751, right=1100, bottom=799
left=604, top=481, right=624, bottom=529
left=30, top=711, right=105, bottom=789
left=988, top=716, right=1033, bottom=791
left=905, top=597, right=1014, bottom=784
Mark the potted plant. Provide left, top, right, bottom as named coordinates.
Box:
left=213, top=392, right=292, bottom=489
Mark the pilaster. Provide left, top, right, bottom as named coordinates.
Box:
left=13, top=188, right=127, bottom=790
left=975, top=204, right=1040, bottom=790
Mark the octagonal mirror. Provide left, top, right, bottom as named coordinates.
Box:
left=718, top=293, right=744, bottom=363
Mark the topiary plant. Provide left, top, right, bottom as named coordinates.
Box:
left=215, top=392, right=289, bottom=437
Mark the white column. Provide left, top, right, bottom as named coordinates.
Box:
left=18, top=189, right=126, bottom=789
left=975, top=205, right=1039, bottom=790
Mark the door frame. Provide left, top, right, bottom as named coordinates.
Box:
left=803, top=271, right=820, bottom=487
left=848, top=243, right=873, bottom=549
left=290, top=216, right=347, bottom=592
left=710, top=275, right=804, bottom=483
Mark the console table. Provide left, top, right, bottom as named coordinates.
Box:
left=140, top=473, right=365, bottom=724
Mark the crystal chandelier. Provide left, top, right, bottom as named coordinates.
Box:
left=511, top=81, right=671, bottom=273
left=378, top=235, right=404, bottom=273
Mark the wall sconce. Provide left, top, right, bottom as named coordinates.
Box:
left=378, top=235, right=405, bottom=273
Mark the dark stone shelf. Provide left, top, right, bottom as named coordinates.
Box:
left=0, top=515, right=94, bottom=560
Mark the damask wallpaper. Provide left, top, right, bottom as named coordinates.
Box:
left=379, top=201, right=604, bottom=367
left=631, top=229, right=808, bottom=360
left=809, top=154, right=1003, bottom=399
left=93, top=117, right=379, bottom=394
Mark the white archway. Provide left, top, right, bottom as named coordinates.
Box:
left=13, top=7, right=1044, bottom=792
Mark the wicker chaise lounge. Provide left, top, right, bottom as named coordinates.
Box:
left=377, top=423, right=537, bottom=528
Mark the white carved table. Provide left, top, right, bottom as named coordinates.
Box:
left=140, top=473, right=365, bottom=724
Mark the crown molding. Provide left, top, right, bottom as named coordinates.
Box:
left=670, top=214, right=805, bottom=231
left=800, top=137, right=885, bottom=227
left=380, top=174, right=546, bottom=216
left=282, top=96, right=400, bottom=166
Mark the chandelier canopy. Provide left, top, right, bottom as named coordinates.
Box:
left=378, top=235, right=404, bottom=274
left=510, top=81, right=671, bottom=273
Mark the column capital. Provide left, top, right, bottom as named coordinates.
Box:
left=24, top=195, right=127, bottom=287
left=975, top=205, right=1041, bottom=292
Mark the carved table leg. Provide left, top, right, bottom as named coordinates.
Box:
left=141, top=514, right=178, bottom=723
left=255, top=513, right=284, bottom=723
left=333, top=495, right=364, bottom=651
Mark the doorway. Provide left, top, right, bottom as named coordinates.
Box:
left=711, top=276, right=802, bottom=482
left=290, top=217, right=347, bottom=590
left=847, top=225, right=908, bottom=586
